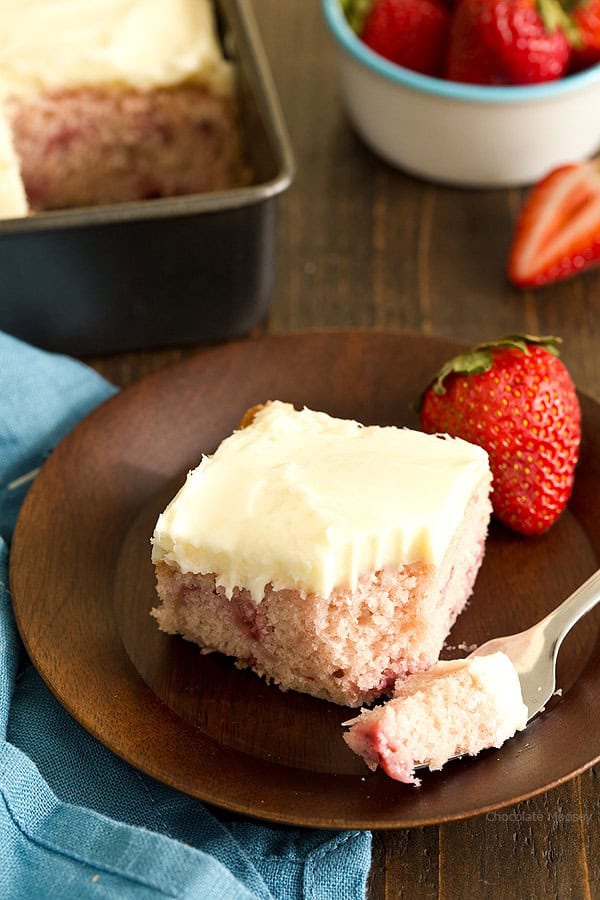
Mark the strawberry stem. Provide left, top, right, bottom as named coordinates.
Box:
left=415, top=334, right=562, bottom=409
left=537, top=0, right=582, bottom=46
left=431, top=349, right=493, bottom=396
left=482, top=334, right=562, bottom=356
left=339, top=0, right=374, bottom=33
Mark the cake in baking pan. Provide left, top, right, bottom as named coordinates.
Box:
left=151, top=401, right=492, bottom=707
left=0, top=0, right=247, bottom=218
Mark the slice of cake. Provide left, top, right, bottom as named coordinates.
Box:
left=343, top=652, right=528, bottom=784
left=151, top=401, right=492, bottom=706
left=0, top=0, right=247, bottom=215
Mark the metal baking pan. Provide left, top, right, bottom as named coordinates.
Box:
left=0, top=0, right=294, bottom=355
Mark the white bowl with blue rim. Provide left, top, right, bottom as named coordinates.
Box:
left=322, top=0, right=600, bottom=187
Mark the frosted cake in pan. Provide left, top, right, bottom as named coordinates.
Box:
left=0, top=0, right=247, bottom=218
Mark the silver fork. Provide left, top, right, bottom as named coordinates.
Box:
left=469, top=567, right=600, bottom=720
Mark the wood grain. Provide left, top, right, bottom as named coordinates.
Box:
left=82, top=0, right=600, bottom=895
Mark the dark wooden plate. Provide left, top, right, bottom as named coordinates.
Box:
left=10, top=331, right=600, bottom=829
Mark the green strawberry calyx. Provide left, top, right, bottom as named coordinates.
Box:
left=538, top=0, right=582, bottom=46
left=339, top=0, right=374, bottom=33
left=415, top=334, right=562, bottom=411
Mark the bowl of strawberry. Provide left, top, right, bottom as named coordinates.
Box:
left=323, top=0, right=600, bottom=186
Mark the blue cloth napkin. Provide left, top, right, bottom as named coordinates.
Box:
left=0, top=332, right=372, bottom=900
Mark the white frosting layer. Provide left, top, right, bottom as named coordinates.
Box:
left=464, top=653, right=528, bottom=733
left=0, top=114, right=27, bottom=218
left=152, top=402, right=491, bottom=601
left=0, top=0, right=232, bottom=99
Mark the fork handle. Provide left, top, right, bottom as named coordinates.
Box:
left=540, top=568, right=600, bottom=654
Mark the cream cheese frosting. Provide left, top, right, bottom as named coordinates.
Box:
left=152, top=402, right=491, bottom=601
left=457, top=653, right=529, bottom=736
left=0, top=0, right=233, bottom=100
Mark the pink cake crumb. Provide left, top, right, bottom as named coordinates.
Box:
left=6, top=85, right=248, bottom=211
left=343, top=653, right=528, bottom=784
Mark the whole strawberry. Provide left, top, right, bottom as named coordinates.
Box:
left=570, top=0, right=600, bottom=70
left=359, top=0, right=451, bottom=77
left=419, top=335, right=581, bottom=535
left=446, top=0, right=575, bottom=84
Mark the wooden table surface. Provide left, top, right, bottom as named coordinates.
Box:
left=86, top=2, right=600, bottom=897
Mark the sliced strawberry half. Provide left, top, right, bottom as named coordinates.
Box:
left=508, top=157, right=600, bottom=288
